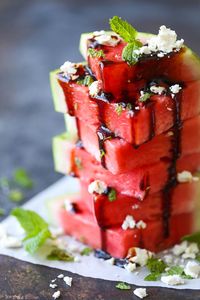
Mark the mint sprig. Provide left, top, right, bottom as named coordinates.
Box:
left=110, top=16, right=142, bottom=65
left=88, top=48, right=105, bottom=58
left=116, top=282, right=131, bottom=290
left=182, top=232, right=200, bottom=245
left=11, top=208, right=51, bottom=254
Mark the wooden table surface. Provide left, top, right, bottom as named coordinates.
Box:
left=0, top=0, right=200, bottom=299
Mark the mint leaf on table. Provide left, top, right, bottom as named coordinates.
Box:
left=47, top=247, right=74, bottom=262
left=109, top=16, right=137, bottom=43
left=182, top=232, right=200, bottom=245
left=146, top=257, right=167, bottom=274
left=144, top=272, right=160, bottom=281
left=88, top=48, right=105, bottom=58
left=108, top=188, right=117, bottom=202
left=11, top=208, right=51, bottom=254
left=14, top=168, right=33, bottom=189
left=166, top=266, right=184, bottom=276
left=115, top=282, right=131, bottom=290
left=80, top=247, right=93, bottom=256
left=122, top=41, right=142, bottom=65
left=9, top=189, right=24, bottom=202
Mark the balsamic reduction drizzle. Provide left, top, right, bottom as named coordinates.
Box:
left=97, top=125, right=115, bottom=168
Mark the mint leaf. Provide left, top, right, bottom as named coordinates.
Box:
left=144, top=272, right=160, bottom=281
left=139, top=92, right=152, bottom=102
left=115, top=103, right=123, bottom=116
left=109, top=16, right=137, bottom=43
left=146, top=258, right=167, bottom=274
left=182, top=274, right=193, bottom=279
left=77, top=75, right=94, bottom=86
left=116, top=282, right=131, bottom=290
left=108, top=188, right=117, bottom=202
left=100, top=149, right=105, bottom=158
left=166, top=266, right=184, bottom=276
left=11, top=208, right=51, bottom=254
left=47, top=248, right=74, bottom=262
left=88, top=48, right=105, bottom=58
left=122, top=41, right=141, bottom=65
left=80, top=247, right=93, bottom=256
left=182, top=232, right=200, bottom=245
left=9, top=189, right=24, bottom=202
left=14, top=168, right=33, bottom=189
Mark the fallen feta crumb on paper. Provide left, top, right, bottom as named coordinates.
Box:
left=177, top=171, right=199, bottom=183
left=150, top=85, right=166, bottom=95
left=105, top=257, right=115, bottom=265
left=170, top=84, right=182, bottom=94
left=184, top=261, right=200, bottom=279
left=63, top=276, right=73, bottom=287
left=0, top=225, right=22, bottom=248
left=121, top=215, right=136, bottom=230
left=133, top=288, right=148, bottom=299
left=52, top=290, right=61, bottom=299
left=124, top=262, right=136, bottom=272
left=130, top=248, right=153, bottom=267
left=49, top=284, right=57, bottom=289
left=88, top=180, right=107, bottom=195
left=60, top=61, right=77, bottom=77
left=57, top=274, right=64, bottom=279
left=161, top=274, right=185, bottom=286
left=89, top=80, right=101, bottom=97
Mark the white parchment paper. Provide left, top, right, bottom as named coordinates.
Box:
left=0, top=176, right=200, bottom=290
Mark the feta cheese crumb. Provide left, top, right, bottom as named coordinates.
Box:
left=132, top=204, right=139, bottom=210
left=182, top=242, right=199, bottom=259
left=60, top=61, right=77, bottom=78
left=130, top=248, right=153, bottom=267
left=172, top=241, right=188, bottom=256
left=57, top=274, right=64, bottom=279
left=52, top=290, right=61, bottom=299
left=184, top=261, right=200, bottom=279
left=124, top=262, right=136, bottom=272
left=121, top=215, right=136, bottom=230
left=50, top=227, right=64, bottom=238
left=170, top=84, right=182, bottom=94
left=63, top=276, right=73, bottom=287
left=164, top=254, right=173, bottom=264
left=49, top=284, right=57, bottom=289
left=133, top=288, right=148, bottom=299
left=94, top=32, right=121, bottom=47
left=106, top=257, right=115, bottom=265
left=150, top=85, right=166, bottom=95
left=161, top=274, right=185, bottom=286
left=177, top=171, right=199, bottom=183
left=1, top=236, right=22, bottom=248
left=88, top=180, right=107, bottom=195
left=136, top=220, right=147, bottom=229
left=89, top=80, right=101, bottom=97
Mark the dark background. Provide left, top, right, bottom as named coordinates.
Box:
left=0, top=1, right=200, bottom=299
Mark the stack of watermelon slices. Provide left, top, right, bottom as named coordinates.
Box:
left=50, top=18, right=200, bottom=258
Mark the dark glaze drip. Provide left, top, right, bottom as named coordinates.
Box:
left=147, top=102, right=156, bottom=140
left=94, top=249, right=128, bottom=268
left=162, top=93, right=182, bottom=237
left=75, top=140, right=84, bottom=149
left=97, top=125, right=115, bottom=168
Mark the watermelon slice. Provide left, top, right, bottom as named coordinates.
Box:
left=52, top=133, right=200, bottom=200
left=50, top=68, right=200, bottom=146
left=77, top=115, right=200, bottom=174
left=80, top=32, right=200, bottom=99
left=79, top=181, right=199, bottom=228
left=47, top=195, right=194, bottom=256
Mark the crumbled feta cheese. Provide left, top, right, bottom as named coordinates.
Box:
left=161, top=274, right=185, bottom=285
left=89, top=80, right=100, bottom=97
left=52, top=290, right=61, bottom=299
left=177, top=171, right=199, bottom=183
left=170, top=84, right=182, bottom=94
left=1, top=236, right=22, bottom=248
left=136, top=220, right=147, bottom=229
left=132, top=204, right=139, bottom=210
left=182, top=242, right=199, bottom=259
left=49, top=284, right=57, bottom=289
left=130, top=248, right=153, bottom=267
left=121, top=215, right=136, bottom=230
left=184, top=261, right=200, bottom=279
left=60, top=61, right=77, bottom=78
left=164, top=254, right=173, bottom=264
left=63, top=276, right=73, bottom=286
left=51, top=279, right=57, bottom=283
left=150, top=85, right=166, bottom=95
left=57, top=274, right=64, bottom=279
left=88, top=180, right=107, bottom=195
left=64, top=201, right=74, bottom=212
left=106, top=257, right=115, bottom=265
left=93, top=30, right=106, bottom=36
left=124, top=262, right=136, bottom=272
left=133, top=288, right=148, bottom=299
left=172, top=241, right=188, bottom=256
left=94, top=32, right=121, bottom=46
left=50, top=227, right=64, bottom=238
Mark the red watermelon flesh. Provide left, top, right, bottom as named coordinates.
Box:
left=87, top=38, right=200, bottom=99
left=78, top=115, right=200, bottom=174
left=78, top=181, right=198, bottom=227
left=58, top=73, right=200, bottom=146
left=52, top=134, right=200, bottom=199
left=55, top=200, right=194, bottom=256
